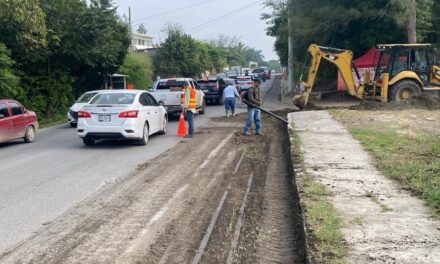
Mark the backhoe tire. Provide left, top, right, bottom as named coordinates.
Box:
left=390, top=80, right=421, bottom=102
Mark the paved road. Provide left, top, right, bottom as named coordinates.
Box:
left=0, top=79, right=276, bottom=253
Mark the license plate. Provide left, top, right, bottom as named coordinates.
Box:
left=98, top=114, right=111, bottom=122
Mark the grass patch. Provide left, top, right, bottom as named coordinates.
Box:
left=290, top=128, right=347, bottom=264
left=38, top=114, right=66, bottom=128
left=350, top=128, right=440, bottom=217
left=300, top=176, right=347, bottom=264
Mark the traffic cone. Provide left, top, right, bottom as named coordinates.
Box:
left=177, top=112, right=187, bottom=137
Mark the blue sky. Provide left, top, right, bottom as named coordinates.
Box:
left=112, top=0, right=278, bottom=61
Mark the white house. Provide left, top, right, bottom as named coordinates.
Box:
left=130, top=32, right=154, bottom=51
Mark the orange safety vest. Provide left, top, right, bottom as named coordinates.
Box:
left=181, top=86, right=197, bottom=109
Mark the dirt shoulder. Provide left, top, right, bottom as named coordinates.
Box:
left=289, top=110, right=440, bottom=263
left=0, top=113, right=306, bottom=264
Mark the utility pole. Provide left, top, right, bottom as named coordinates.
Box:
left=287, top=0, right=294, bottom=94
left=129, top=7, right=133, bottom=51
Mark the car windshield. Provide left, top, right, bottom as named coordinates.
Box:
left=76, top=92, right=98, bottom=103
left=90, top=93, right=135, bottom=105
left=157, top=81, right=185, bottom=90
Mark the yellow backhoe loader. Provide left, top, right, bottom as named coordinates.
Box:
left=294, top=43, right=440, bottom=108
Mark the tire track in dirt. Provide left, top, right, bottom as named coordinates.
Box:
left=134, top=142, right=240, bottom=264
left=226, top=173, right=253, bottom=264
left=2, top=109, right=308, bottom=264
left=0, top=130, right=236, bottom=264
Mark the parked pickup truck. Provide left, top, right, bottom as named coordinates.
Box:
left=150, top=78, right=206, bottom=115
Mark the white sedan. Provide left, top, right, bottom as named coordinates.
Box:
left=77, top=90, right=168, bottom=146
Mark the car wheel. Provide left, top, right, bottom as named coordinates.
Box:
left=70, top=122, right=77, bottom=128
left=390, top=80, right=421, bottom=102
left=83, top=138, right=95, bottom=146
left=159, top=115, right=168, bottom=135
left=24, top=126, right=35, bottom=143
left=199, top=99, right=206, bottom=115
left=138, top=122, right=149, bottom=145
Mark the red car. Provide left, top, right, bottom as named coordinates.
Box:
left=0, top=100, right=38, bottom=143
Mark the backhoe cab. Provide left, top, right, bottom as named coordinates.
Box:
left=294, top=43, right=440, bottom=108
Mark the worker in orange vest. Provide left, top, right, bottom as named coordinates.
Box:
left=182, top=81, right=197, bottom=138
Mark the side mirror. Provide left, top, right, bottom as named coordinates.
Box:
left=159, top=101, right=165, bottom=106
left=0, top=114, right=4, bottom=119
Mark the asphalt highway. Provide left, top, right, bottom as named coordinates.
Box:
left=0, top=78, right=277, bottom=254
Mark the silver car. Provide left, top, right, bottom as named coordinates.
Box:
left=67, top=90, right=100, bottom=127
left=236, top=76, right=254, bottom=91
left=77, top=90, right=168, bottom=146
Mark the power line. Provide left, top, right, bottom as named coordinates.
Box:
left=188, top=0, right=262, bottom=34
left=131, top=0, right=218, bottom=27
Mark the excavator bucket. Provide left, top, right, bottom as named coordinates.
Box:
left=293, top=93, right=307, bottom=109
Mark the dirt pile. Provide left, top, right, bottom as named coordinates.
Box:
left=349, top=95, right=440, bottom=111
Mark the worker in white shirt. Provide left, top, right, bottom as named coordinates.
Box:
left=222, top=83, right=240, bottom=117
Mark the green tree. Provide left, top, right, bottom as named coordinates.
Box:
left=263, top=0, right=408, bottom=66
left=427, top=0, right=440, bottom=49
left=262, top=0, right=288, bottom=65
left=154, top=28, right=212, bottom=77
left=72, top=0, right=130, bottom=95
left=0, top=43, right=21, bottom=99
left=0, top=0, right=129, bottom=118
left=389, top=0, right=434, bottom=43
left=207, top=45, right=227, bottom=73
left=119, top=53, right=153, bottom=89
left=265, top=59, right=282, bottom=72
left=244, top=47, right=265, bottom=66
left=137, top=24, right=147, bottom=34
left=0, top=0, right=47, bottom=55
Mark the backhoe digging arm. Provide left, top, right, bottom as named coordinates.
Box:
left=293, top=44, right=365, bottom=108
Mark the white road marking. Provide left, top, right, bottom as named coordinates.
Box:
left=117, top=184, right=189, bottom=261
left=226, top=174, right=253, bottom=264
left=233, top=151, right=245, bottom=175
left=191, top=191, right=228, bottom=264
left=193, top=133, right=234, bottom=177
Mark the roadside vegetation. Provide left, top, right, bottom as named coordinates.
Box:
left=119, top=53, right=154, bottom=90
left=263, top=0, right=440, bottom=79
left=290, top=130, right=347, bottom=264
left=153, top=25, right=280, bottom=78
left=0, top=0, right=129, bottom=121
left=38, top=114, right=67, bottom=129
left=331, top=109, right=440, bottom=217
left=0, top=1, right=281, bottom=125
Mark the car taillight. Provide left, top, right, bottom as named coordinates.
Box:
left=118, top=110, right=138, bottom=118
left=248, top=82, right=253, bottom=85
left=78, top=110, right=91, bottom=118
